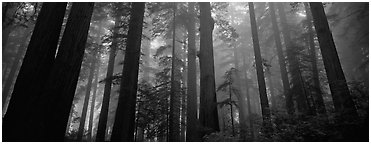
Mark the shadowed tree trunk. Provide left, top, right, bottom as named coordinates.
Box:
left=2, top=3, right=67, bottom=141
left=277, top=2, right=309, bottom=115
left=241, top=51, right=255, bottom=140
left=304, top=2, right=327, bottom=116
left=268, top=2, right=293, bottom=115
left=186, top=2, right=199, bottom=142
left=198, top=2, right=220, bottom=137
left=169, top=2, right=181, bottom=142
left=111, top=2, right=145, bottom=141
left=77, top=53, right=97, bottom=141
left=96, top=13, right=121, bottom=142
left=248, top=2, right=272, bottom=136
left=310, top=2, right=360, bottom=141
left=37, top=3, right=94, bottom=141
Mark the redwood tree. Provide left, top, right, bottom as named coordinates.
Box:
left=198, top=2, right=220, bottom=136
left=2, top=3, right=67, bottom=141
left=110, top=2, right=145, bottom=141
left=185, top=2, right=199, bottom=141
left=248, top=2, right=271, bottom=134
left=310, top=3, right=359, bottom=141
left=37, top=3, right=94, bottom=141
left=96, top=13, right=121, bottom=142
left=268, top=2, right=293, bottom=115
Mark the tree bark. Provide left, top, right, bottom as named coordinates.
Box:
left=37, top=3, right=94, bottom=141
left=198, top=2, right=220, bottom=136
left=248, top=2, right=272, bottom=135
left=96, top=13, right=120, bottom=142
left=310, top=1, right=358, bottom=121
left=268, top=2, right=293, bottom=115
left=2, top=3, right=67, bottom=141
left=304, top=2, right=327, bottom=116
left=77, top=54, right=97, bottom=141
left=186, top=2, right=200, bottom=142
left=277, top=2, right=309, bottom=115
left=111, top=2, right=145, bottom=141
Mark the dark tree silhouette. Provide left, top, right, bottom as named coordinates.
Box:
left=185, top=2, right=199, bottom=142
left=111, top=2, right=145, bottom=141
left=310, top=2, right=360, bottom=141
left=304, top=2, right=327, bottom=116
left=96, top=12, right=121, bottom=142
left=38, top=2, right=94, bottom=141
left=268, top=2, right=293, bottom=115
left=248, top=2, right=272, bottom=135
left=3, top=3, right=67, bottom=141
left=169, top=2, right=181, bottom=142
left=198, top=2, right=220, bottom=136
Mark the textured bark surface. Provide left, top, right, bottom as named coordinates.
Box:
left=185, top=2, right=199, bottom=142
left=96, top=14, right=120, bottom=142
left=111, top=2, right=145, bottom=141
left=268, top=2, right=293, bottom=115
left=198, top=2, right=220, bottom=136
left=304, top=2, right=327, bottom=116
left=38, top=3, right=94, bottom=141
left=2, top=3, right=67, bottom=141
left=248, top=2, right=271, bottom=132
left=310, top=2, right=358, bottom=120
left=310, top=2, right=362, bottom=141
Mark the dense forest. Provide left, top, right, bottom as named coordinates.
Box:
left=1, top=2, right=369, bottom=142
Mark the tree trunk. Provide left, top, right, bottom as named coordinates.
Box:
left=37, top=3, right=94, bottom=141
left=186, top=2, right=199, bottom=142
left=248, top=2, right=272, bottom=135
left=88, top=55, right=100, bottom=141
left=277, top=2, right=309, bottom=115
left=169, top=2, right=181, bottom=142
left=77, top=54, right=97, bottom=141
left=232, top=46, right=249, bottom=140
left=304, top=2, right=327, bottom=116
left=268, top=2, right=293, bottom=115
left=111, top=2, right=145, bottom=141
left=241, top=47, right=255, bottom=140
left=310, top=2, right=360, bottom=141
left=96, top=13, right=120, bottom=142
left=2, top=3, right=67, bottom=141
left=198, top=2, right=220, bottom=136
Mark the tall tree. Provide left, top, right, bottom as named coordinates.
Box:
left=277, top=2, right=309, bottom=115
left=96, top=12, right=121, bottom=142
left=37, top=3, right=94, bottom=141
left=169, top=2, right=181, bottom=142
left=110, top=2, right=145, bottom=141
left=77, top=52, right=98, bottom=141
left=88, top=54, right=101, bottom=141
left=248, top=2, right=271, bottom=135
left=198, top=2, right=220, bottom=136
left=2, top=3, right=67, bottom=141
left=268, top=2, right=293, bottom=115
left=185, top=2, right=199, bottom=142
left=304, top=2, right=327, bottom=116
left=309, top=2, right=359, bottom=140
